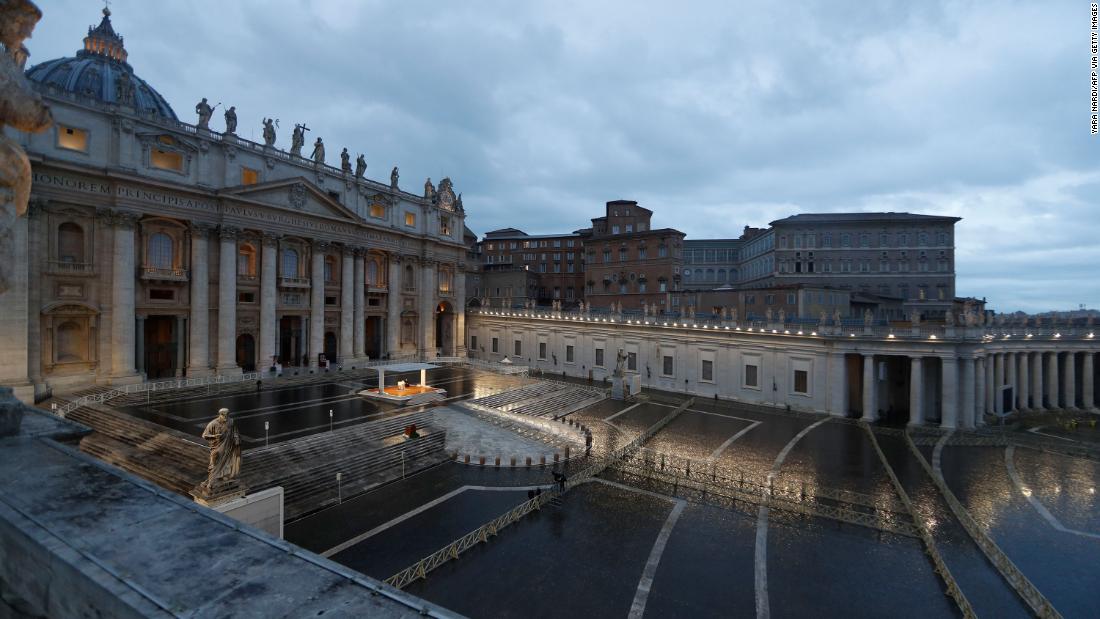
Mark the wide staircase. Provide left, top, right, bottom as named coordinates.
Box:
left=468, top=381, right=606, bottom=419
left=63, top=404, right=208, bottom=497
left=243, top=410, right=449, bottom=519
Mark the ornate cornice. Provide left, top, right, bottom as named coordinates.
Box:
left=261, top=232, right=280, bottom=247
left=218, top=226, right=239, bottom=240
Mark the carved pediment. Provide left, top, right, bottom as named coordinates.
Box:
left=221, top=177, right=361, bottom=222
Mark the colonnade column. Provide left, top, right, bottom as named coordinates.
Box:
left=941, top=357, right=958, bottom=429
left=386, top=256, right=402, bottom=357
left=990, top=351, right=998, bottom=413
left=187, top=224, right=210, bottom=376
left=1083, top=352, right=1096, bottom=411
left=353, top=250, right=366, bottom=361
left=339, top=247, right=354, bottom=364
left=974, top=356, right=985, bottom=426
left=258, top=234, right=277, bottom=372
left=1006, top=352, right=1016, bottom=411
left=1018, top=352, right=1030, bottom=411
left=1046, top=352, right=1060, bottom=408
left=215, top=227, right=239, bottom=373
left=455, top=264, right=467, bottom=356
left=110, top=212, right=138, bottom=379
left=861, top=353, right=876, bottom=422
left=309, top=241, right=326, bottom=369
left=1031, top=352, right=1044, bottom=410
left=419, top=259, right=436, bottom=358
left=908, top=357, right=923, bottom=426
left=993, top=353, right=1004, bottom=415
left=174, top=316, right=185, bottom=376
left=1063, top=352, right=1076, bottom=409
left=960, top=357, right=975, bottom=429
left=135, top=315, right=145, bottom=375
left=828, top=351, right=847, bottom=417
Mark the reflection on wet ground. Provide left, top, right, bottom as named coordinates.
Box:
left=137, top=370, right=1097, bottom=618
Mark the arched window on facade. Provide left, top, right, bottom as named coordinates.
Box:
left=404, top=264, right=415, bottom=291
left=148, top=232, right=173, bottom=269
left=282, top=248, right=299, bottom=277
left=56, top=321, right=83, bottom=362
left=57, top=223, right=84, bottom=264
left=439, top=269, right=453, bottom=293
left=237, top=243, right=256, bottom=276
left=367, top=260, right=378, bottom=287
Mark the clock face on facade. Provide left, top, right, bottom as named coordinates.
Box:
left=439, top=191, right=454, bottom=210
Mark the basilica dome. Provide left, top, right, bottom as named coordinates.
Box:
left=25, top=8, right=178, bottom=120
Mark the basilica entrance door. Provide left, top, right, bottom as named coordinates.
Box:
left=144, top=316, right=176, bottom=379
left=236, top=334, right=256, bottom=372
left=279, top=316, right=303, bottom=366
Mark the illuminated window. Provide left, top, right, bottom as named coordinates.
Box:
left=404, top=212, right=416, bottom=227
left=237, top=243, right=256, bottom=276
left=241, top=167, right=260, bottom=185
left=151, top=148, right=183, bottom=172
left=57, top=126, right=88, bottom=152
left=370, top=203, right=386, bottom=218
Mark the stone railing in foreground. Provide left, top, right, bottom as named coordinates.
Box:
left=384, top=398, right=693, bottom=590
left=903, top=432, right=1063, bottom=619
left=52, top=372, right=261, bottom=418
left=861, top=424, right=977, bottom=619
left=1, top=402, right=458, bottom=618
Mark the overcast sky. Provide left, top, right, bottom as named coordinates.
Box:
left=29, top=1, right=1098, bottom=312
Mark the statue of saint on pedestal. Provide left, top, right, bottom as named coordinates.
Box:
left=355, top=154, right=367, bottom=178
left=309, top=137, right=325, bottom=165
left=613, top=349, right=627, bottom=378
left=223, top=106, right=237, bottom=134
left=195, top=97, right=214, bottom=129
left=261, top=117, right=277, bottom=146
left=1, top=0, right=53, bottom=295
left=390, top=166, right=400, bottom=189
left=424, top=177, right=435, bottom=199
left=290, top=123, right=309, bottom=156
left=340, top=147, right=351, bottom=173
left=192, top=408, right=244, bottom=505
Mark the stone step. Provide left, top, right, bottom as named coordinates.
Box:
left=79, top=433, right=202, bottom=497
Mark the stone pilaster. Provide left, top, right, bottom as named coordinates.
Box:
left=941, top=356, right=958, bottom=429
left=309, top=241, right=327, bottom=369
left=216, top=227, right=239, bottom=373
left=985, top=352, right=995, bottom=414
left=187, top=224, right=212, bottom=376
left=908, top=356, right=924, bottom=427
left=110, top=211, right=140, bottom=382
left=258, top=233, right=278, bottom=372
left=861, top=353, right=876, bottom=422
left=339, top=246, right=354, bottom=363
left=827, top=351, right=847, bottom=417
left=175, top=315, right=186, bottom=376
left=353, top=250, right=366, bottom=360
left=386, top=255, right=402, bottom=357
left=0, top=206, right=32, bottom=401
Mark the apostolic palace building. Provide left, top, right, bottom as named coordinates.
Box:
left=0, top=9, right=467, bottom=402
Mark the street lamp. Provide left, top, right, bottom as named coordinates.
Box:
left=265, top=421, right=269, bottom=446
left=329, top=409, right=334, bottom=432
left=336, top=472, right=342, bottom=504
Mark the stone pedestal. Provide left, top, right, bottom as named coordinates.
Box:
left=191, top=478, right=247, bottom=508
left=611, top=376, right=625, bottom=400
left=0, top=387, right=25, bottom=437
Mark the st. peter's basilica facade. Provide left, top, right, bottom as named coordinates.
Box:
left=0, top=8, right=467, bottom=402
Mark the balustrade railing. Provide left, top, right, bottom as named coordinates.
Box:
left=140, top=266, right=189, bottom=280
left=46, top=260, right=95, bottom=275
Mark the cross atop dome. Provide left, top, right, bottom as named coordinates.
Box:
left=81, top=5, right=127, bottom=63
